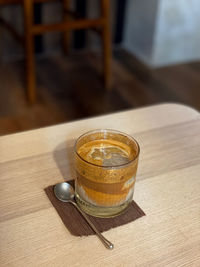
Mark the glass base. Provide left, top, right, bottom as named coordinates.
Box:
left=75, top=193, right=132, bottom=218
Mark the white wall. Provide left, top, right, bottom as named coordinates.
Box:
left=123, top=0, right=200, bottom=67
left=153, top=0, right=200, bottom=66
left=123, top=0, right=158, bottom=65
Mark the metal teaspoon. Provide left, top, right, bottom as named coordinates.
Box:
left=54, top=182, right=114, bottom=250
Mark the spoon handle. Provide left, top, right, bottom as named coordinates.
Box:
left=71, top=201, right=114, bottom=250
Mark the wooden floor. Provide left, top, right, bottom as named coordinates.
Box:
left=0, top=49, right=200, bottom=136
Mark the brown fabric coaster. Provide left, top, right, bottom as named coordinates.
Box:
left=45, top=181, right=145, bottom=236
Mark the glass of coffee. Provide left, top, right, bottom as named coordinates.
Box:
left=74, top=129, right=140, bottom=217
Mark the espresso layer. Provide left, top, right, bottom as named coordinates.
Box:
left=76, top=181, right=134, bottom=206
left=77, top=172, right=135, bottom=194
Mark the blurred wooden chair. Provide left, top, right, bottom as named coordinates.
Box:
left=0, top=0, right=111, bottom=103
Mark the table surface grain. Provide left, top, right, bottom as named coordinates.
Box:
left=0, top=103, right=200, bottom=267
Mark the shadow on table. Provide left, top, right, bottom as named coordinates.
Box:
left=53, top=139, right=76, bottom=182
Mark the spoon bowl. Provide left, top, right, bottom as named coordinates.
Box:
left=54, top=182, right=74, bottom=202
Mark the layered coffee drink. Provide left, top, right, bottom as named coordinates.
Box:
left=74, top=130, right=140, bottom=217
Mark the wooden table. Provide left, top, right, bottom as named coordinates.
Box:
left=0, top=103, right=200, bottom=266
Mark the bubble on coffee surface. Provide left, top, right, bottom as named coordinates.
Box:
left=89, top=145, right=130, bottom=166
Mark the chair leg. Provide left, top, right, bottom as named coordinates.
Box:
left=62, top=0, right=71, bottom=54
left=23, top=0, right=36, bottom=103
left=101, top=0, right=112, bottom=90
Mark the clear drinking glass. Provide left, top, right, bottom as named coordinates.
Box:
left=74, top=129, right=140, bottom=217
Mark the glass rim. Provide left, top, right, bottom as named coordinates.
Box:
left=74, top=129, right=140, bottom=168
